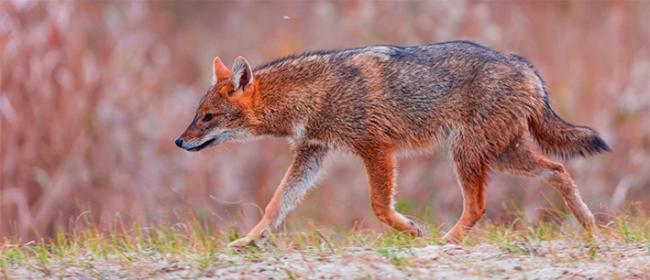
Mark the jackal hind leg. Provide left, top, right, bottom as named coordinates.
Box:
left=493, top=137, right=596, bottom=233
left=442, top=137, right=491, bottom=244
left=361, top=144, right=423, bottom=237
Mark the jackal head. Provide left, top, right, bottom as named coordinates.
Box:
left=175, top=56, right=258, bottom=152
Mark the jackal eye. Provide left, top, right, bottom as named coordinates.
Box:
left=202, top=114, right=215, bottom=122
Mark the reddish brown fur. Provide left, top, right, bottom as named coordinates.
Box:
left=176, top=42, right=608, bottom=247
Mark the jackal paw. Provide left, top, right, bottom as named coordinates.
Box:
left=228, top=235, right=266, bottom=250
left=407, top=220, right=424, bottom=237
left=441, top=232, right=462, bottom=244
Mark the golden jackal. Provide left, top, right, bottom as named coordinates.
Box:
left=176, top=41, right=609, bottom=248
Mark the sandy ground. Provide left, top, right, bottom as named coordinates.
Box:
left=3, top=241, right=649, bottom=279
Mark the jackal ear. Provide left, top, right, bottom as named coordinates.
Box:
left=213, top=56, right=232, bottom=83
left=231, top=56, right=253, bottom=91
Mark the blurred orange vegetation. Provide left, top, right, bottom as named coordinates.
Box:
left=1, top=1, right=649, bottom=240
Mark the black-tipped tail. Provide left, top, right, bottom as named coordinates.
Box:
left=528, top=102, right=610, bottom=159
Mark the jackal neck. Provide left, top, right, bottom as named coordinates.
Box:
left=248, top=60, right=329, bottom=138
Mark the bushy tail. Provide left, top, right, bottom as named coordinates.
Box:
left=528, top=101, right=610, bottom=158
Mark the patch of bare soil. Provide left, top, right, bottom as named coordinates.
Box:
left=3, top=241, right=649, bottom=279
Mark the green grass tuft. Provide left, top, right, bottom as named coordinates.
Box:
left=1, top=212, right=648, bottom=276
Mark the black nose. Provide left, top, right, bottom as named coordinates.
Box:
left=175, top=138, right=184, bottom=148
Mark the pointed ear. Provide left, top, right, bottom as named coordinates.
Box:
left=213, top=56, right=232, bottom=83
left=230, top=56, right=253, bottom=90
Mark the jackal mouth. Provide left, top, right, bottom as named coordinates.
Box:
left=187, top=138, right=216, bottom=152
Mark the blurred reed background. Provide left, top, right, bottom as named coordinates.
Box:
left=1, top=1, right=649, bottom=240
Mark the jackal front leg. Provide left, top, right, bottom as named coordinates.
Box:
left=361, top=144, right=423, bottom=237
left=228, top=143, right=327, bottom=249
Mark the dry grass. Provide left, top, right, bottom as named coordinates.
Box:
left=1, top=212, right=648, bottom=279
